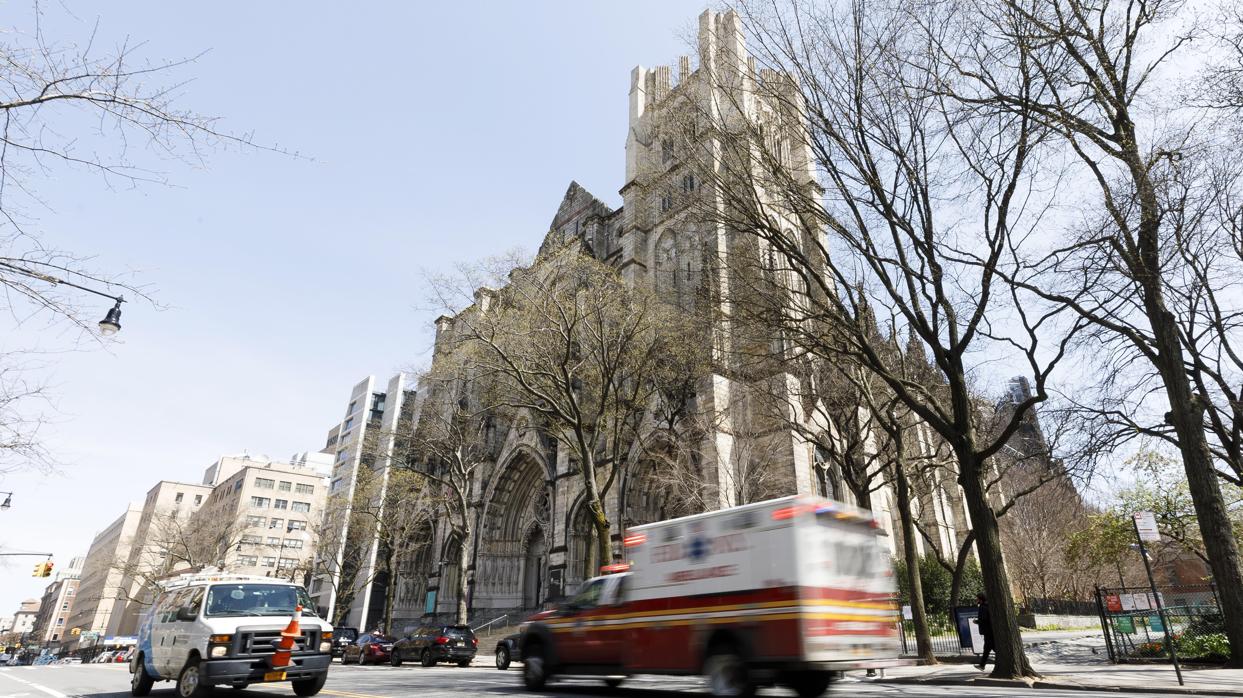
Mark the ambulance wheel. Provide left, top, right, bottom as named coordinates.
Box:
left=130, top=660, right=154, bottom=697
left=704, top=646, right=755, bottom=697
left=176, top=658, right=211, bottom=698
left=521, top=641, right=548, bottom=690
left=604, top=677, right=624, bottom=688
left=291, top=673, right=327, bottom=697
left=783, top=670, right=832, bottom=698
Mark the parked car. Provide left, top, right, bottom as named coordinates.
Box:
left=59, top=657, right=83, bottom=664
left=341, top=633, right=392, bottom=665
left=93, top=652, right=115, bottom=663
left=494, top=633, right=522, bottom=670
left=331, top=628, right=358, bottom=659
left=391, top=625, right=476, bottom=668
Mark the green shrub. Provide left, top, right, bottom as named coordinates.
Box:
left=1176, top=633, right=1231, bottom=662
left=894, top=555, right=985, bottom=619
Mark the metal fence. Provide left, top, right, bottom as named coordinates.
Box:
left=1095, top=584, right=1228, bottom=663
left=896, top=619, right=969, bottom=657
left=1023, top=597, right=1099, bottom=616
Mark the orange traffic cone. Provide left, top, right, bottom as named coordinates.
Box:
left=270, top=605, right=302, bottom=668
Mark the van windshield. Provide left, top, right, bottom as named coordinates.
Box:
left=204, top=584, right=318, bottom=618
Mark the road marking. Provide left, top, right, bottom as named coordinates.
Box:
left=321, top=690, right=385, bottom=698
left=0, top=671, right=74, bottom=698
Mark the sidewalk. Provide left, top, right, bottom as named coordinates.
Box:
left=862, top=633, right=1243, bottom=695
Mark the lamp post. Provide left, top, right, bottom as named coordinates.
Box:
left=0, top=260, right=126, bottom=334
left=1, top=492, right=11, bottom=511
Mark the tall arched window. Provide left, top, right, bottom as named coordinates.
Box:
left=654, top=231, right=679, bottom=297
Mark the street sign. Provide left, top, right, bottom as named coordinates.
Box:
left=1133, top=512, right=1160, bottom=542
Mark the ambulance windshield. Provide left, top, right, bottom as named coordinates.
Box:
left=204, top=584, right=318, bottom=617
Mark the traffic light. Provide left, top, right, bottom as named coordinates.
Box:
left=30, top=561, right=53, bottom=577
left=31, top=564, right=41, bottom=577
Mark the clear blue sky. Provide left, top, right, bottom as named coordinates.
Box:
left=0, top=1, right=708, bottom=615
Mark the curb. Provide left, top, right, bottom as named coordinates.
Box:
left=874, top=675, right=1243, bottom=696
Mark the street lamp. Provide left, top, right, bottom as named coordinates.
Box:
left=0, top=261, right=127, bottom=335
left=0, top=492, right=11, bottom=510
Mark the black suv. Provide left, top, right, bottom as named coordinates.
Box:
left=331, top=628, right=358, bottom=659
left=391, top=625, right=477, bottom=667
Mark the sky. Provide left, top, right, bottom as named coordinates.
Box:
left=0, top=1, right=709, bottom=615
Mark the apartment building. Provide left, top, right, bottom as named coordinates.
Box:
left=193, top=454, right=329, bottom=582
left=310, top=374, right=417, bottom=629
left=64, top=504, right=143, bottom=651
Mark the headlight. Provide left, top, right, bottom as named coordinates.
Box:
left=319, top=641, right=332, bottom=653
left=210, top=646, right=228, bottom=659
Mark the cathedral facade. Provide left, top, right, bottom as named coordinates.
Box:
left=336, top=10, right=977, bottom=633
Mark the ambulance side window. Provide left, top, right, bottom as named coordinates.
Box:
left=571, top=579, right=605, bottom=609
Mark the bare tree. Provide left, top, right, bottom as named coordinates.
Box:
left=679, top=2, right=1089, bottom=676
left=932, top=0, right=1243, bottom=662
left=395, top=362, right=494, bottom=625
left=429, top=242, right=703, bottom=571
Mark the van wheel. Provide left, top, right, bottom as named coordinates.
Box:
left=420, top=649, right=435, bottom=668
left=704, top=646, right=755, bottom=697
left=783, top=670, right=832, bottom=698
left=130, top=660, right=154, bottom=697
left=522, top=641, right=548, bottom=690
left=291, top=673, right=327, bottom=697
left=176, top=658, right=211, bottom=698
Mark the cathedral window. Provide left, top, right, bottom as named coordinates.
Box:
left=682, top=174, right=696, bottom=192
left=661, top=139, right=673, bottom=163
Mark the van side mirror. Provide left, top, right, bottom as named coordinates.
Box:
left=175, top=607, right=197, bottom=622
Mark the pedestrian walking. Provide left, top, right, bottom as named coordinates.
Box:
left=976, top=593, right=994, bottom=670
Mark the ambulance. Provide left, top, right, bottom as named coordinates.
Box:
left=518, top=495, right=902, bottom=697
left=130, top=572, right=333, bottom=698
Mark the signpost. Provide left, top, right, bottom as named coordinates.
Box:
left=1132, top=511, right=1183, bottom=686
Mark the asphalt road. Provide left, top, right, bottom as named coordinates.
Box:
left=0, top=661, right=1203, bottom=698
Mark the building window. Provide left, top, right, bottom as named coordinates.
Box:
left=340, top=431, right=351, bottom=445
left=267, top=536, right=281, bottom=546
left=295, top=483, right=315, bottom=495
left=261, top=557, right=276, bottom=568
left=238, top=555, right=259, bottom=566
left=661, top=138, right=673, bottom=163
left=682, top=174, right=696, bottom=192
left=174, top=492, right=184, bottom=504
left=337, top=450, right=348, bottom=462
left=255, top=478, right=275, bottom=489
left=269, top=518, right=284, bottom=530
left=274, top=499, right=288, bottom=510
left=660, top=193, right=673, bottom=212
left=241, top=535, right=261, bottom=545
left=61, top=603, right=68, bottom=610
left=287, top=520, right=307, bottom=532
left=278, top=558, right=297, bottom=569
left=291, top=501, right=311, bottom=513
left=233, top=479, right=244, bottom=492
left=278, top=481, right=292, bottom=492
left=348, top=401, right=357, bottom=414
left=246, top=515, right=265, bottom=527
left=250, top=497, right=270, bottom=508
left=282, top=539, right=303, bottom=550
left=345, top=417, right=354, bottom=430
left=330, top=478, right=342, bottom=492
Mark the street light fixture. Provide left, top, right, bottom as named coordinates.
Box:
left=0, top=492, right=11, bottom=510
left=0, top=260, right=128, bottom=335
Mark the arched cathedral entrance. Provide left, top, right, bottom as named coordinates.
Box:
left=476, top=449, right=551, bottom=611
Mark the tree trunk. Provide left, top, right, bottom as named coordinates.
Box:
left=590, top=499, right=612, bottom=573
left=893, top=448, right=936, bottom=664
left=948, top=530, right=977, bottom=613
left=1149, top=309, right=1243, bottom=665
left=383, top=551, right=397, bottom=636
left=456, top=524, right=473, bottom=625
left=957, top=450, right=1033, bottom=678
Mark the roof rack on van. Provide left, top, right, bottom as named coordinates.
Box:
left=156, top=568, right=284, bottom=591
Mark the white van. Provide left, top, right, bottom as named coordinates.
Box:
left=130, top=572, right=333, bottom=698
